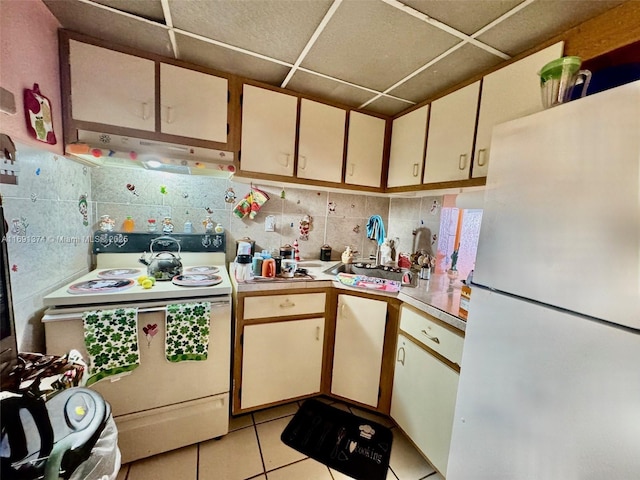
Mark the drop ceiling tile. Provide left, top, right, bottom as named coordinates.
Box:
left=364, top=96, right=414, bottom=117
left=301, top=0, right=460, bottom=92
left=174, top=33, right=291, bottom=85
left=477, top=0, right=626, bottom=56
left=402, top=0, right=522, bottom=36
left=286, top=70, right=378, bottom=108
left=169, top=0, right=334, bottom=64
left=390, top=43, right=503, bottom=103
left=92, top=0, right=166, bottom=23
left=43, top=0, right=173, bottom=56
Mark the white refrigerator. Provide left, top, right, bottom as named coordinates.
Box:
left=447, top=80, right=640, bottom=479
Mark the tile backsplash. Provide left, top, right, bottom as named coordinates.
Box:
left=4, top=144, right=450, bottom=352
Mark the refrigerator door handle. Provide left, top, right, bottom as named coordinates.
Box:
left=421, top=329, right=440, bottom=344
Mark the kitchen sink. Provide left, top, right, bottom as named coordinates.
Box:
left=323, top=262, right=417, bottom=287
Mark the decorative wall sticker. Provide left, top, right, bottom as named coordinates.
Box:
left=142, top=323, right=159, bottom=347
left=224, top=187, right=236, bottom=203
left=11, top=265, right=18, bottom=272
left=78, top=194, right=89, bottom=226
left=299, top=215, right=312, bottom=240
left=160, top=185, right=168, bottom=195
left=353, top=225, right=360, bottom=234
left=205, top=206, right=214, bottom=214
left=182, top=192, right=189, bottom=199
left=328, top=202, right=336, bottom=213
left=280, top=189, right=286, bottom=199
left=11, top=217, right=28, bottom=236
left=30, top=193, right=37, bottom=202
left=432, top=234, right=438, bottom=245
left=126, top=183, right=139, bottom=196
left=35, top=168, right=41, bottom=175
left=90, top=148, right=102, bottom=158
left=1, top=133, right=18, bottom=185
left=83, top=166, right=88, bottom=176
left=23, top=83, right=56, bottom=144
left=430, top=199, right=440, bottom=214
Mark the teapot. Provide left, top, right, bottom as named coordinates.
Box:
left=139, top=236, right=183, bottom=281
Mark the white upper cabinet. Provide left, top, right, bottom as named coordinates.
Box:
left=69, top=40, right=155, bottom=131
left=473, top=41, right=564, bottom=177
left=345, top=112, right=386, bottom=188
left=159, top=64, right=228, bottom=142
left=240, top=85, right=298, bottom=176
left=297, top=99, right=346, bottom=183
left=387, top=105, right=429, bottom=188
left=423, top=81, right=480, bottom=184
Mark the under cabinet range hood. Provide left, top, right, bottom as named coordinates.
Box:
left=66, top=130, right=236, bottom=177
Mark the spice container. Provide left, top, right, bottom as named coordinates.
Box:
left=123, top=216, right=135, bottom=232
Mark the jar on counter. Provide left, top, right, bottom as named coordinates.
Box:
left=123, top=216, right=135, bottom=233
left=320, top=245, right=332, bottom=261
left=234, top=255, right=253, bottom=282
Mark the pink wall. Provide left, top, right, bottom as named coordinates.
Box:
left=0, top=0, right=62, bottom=154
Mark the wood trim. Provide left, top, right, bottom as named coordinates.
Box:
left=386, top=176, right=486, bottom=194
left=233, top=169, right=386, bottom=193
left=58, top=30, right=76, bottom=146
left=399, top=329, right=461, bottom=374
left=420, top=104, right=430, bottom=184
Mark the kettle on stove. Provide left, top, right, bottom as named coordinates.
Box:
left=139, top=236, right=183, bottom=281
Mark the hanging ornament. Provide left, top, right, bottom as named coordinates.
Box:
left=299, top=215, right=312, bottom=240
left=160, top=185, right=168, bottom=195
left=280, top=189, right=286, bottom=199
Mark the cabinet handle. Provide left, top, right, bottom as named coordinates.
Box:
left=477, top=148, right=487, bottom=167
left=458, top=153, right=467, bottom=170
left=299, top=155, right=307, bottom=170
left=316, top=326, right=320, bottom=341
left=412, top=163, right=419, bottom=177
left=397, top=346, right=406, bottom=366
left=141, top=102, right=150, bottom=120
left=165, top=106, right=174, bottom=124
left=421, top=329, right=440, bottom=344
left=348, top=163, right=354, bottom=176
left=279, top=300, right=295, bottom=308
left=281, top=154, right=290, bottom=168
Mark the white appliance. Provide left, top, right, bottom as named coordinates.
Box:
left=447, top=81, right=640, bottom=479
left=42, top=233, right=232, bottom=464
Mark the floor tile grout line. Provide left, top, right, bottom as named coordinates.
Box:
left=252, top=420, right=268, bottom=477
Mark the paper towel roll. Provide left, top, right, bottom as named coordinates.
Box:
left=455, top=191, right=485, bottom=209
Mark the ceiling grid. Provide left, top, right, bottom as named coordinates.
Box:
left=42, top=0, right=627, bottom=115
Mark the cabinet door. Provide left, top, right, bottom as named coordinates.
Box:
left=391, top=334, right=459, bottom=476
left=160, top=63, right=228, bottom=142
left=331, top=295, right=387, bottom=407
left=473, top=41, right=564, bottom=177
left=345, top=112, right=386, bottom=188
left=387, top=105, right=429, bottom=187
left=69, top=40, right=155, bottom=131
left=240, top=85, right=297, bottom=176
left=241, top=318, right=324, bottom=409
left=297, top=99, right=346, bottom=183
left=423, top=81, right=480, bottom=183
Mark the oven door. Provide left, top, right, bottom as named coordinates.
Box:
left=42, top=297, right=231, bottom=416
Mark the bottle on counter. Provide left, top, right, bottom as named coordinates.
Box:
left=184, top=220, right=193, bottom=233
left=234, top=255, right=253, bottom=282
left=252, top=254, right=263, bottom=277
left=123, top=216, right=135, bottom=232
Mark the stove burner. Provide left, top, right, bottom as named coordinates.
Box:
left=98, top=268, right=143, bottom=279
left=172, top=274, right=223, bottom=287
left=184, top=266, right=220, bottom=275
left=68, top=279, right=135, bottom=294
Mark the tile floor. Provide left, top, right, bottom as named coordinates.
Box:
left=116, top=398, right=443, bottom=480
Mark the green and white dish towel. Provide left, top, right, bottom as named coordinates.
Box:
left=165, top=302, right=211, bottom=362
left=83, top=308, right=140, bottom=386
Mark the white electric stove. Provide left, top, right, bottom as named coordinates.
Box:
left=42, top=233, right=232, bottom=463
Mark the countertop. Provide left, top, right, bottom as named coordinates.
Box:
left=231, top=260, right=466, bottom=332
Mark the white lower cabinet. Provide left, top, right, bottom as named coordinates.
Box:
left=391, top=334, right=459, bottom=476
left=331, top=294, right=387, bottom=408
left=241, top=317, right=324, bottom=409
